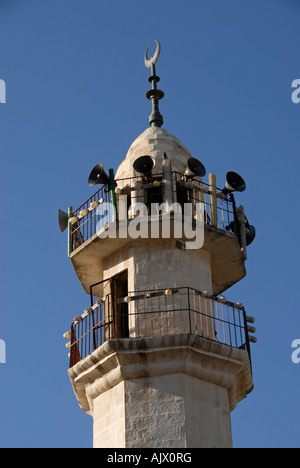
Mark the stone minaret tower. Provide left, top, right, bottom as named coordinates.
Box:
left=60, top=41, right=256, bottom=449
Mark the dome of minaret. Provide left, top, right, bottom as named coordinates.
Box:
left=115, top=126, right=196, bottom=180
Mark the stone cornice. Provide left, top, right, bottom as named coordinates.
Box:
left=68, top=333, right=254, bottom=415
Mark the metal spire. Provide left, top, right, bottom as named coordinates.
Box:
left=144, top=40, right=164, bottom=128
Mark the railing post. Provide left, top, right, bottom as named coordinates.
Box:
left=230, top=193, right=241, bottom=245
left=109, top=169, right=118, bottom=222
left=67, top=206, right=73, bottom=258
left=243, top=307, right=252, bottom=370
left=236, top=205, right=247, bottom=261
left=187, top=288, right=192, bottom=333
left=162, top=156, right=174, bottom=210
left=209, top=173, right=218, bottom=227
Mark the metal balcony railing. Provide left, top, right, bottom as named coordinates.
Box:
left=67, top=287, right=253, bottom=369
left=70, top=185, right=112, bottom=252
left=68, top=172, right=236, bottom=254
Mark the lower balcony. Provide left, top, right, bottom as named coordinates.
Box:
left=65, top=286, right=256, bottom=369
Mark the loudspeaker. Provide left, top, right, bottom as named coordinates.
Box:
left=223, top=171, right=246, bottom=195
left=185, top=158, right=206, bottom=178
left=246, top=224, right=256, bottom=246
left=88, top=163, right=110, bottom=187
left=58, top=209, right=69, bottom=233
left=226, top=219, right=256, bottom=246
left=133, top=155, right=155, bottom=177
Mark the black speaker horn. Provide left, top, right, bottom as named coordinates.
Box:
left=58, top=209, right=69, bottom=233
left=226, top=219, right=256, bottom=246
left=246, top=224, right=256, bottom=246
left=88, top=163, right=110, bottom=187
left=185, top=158, right=206, bottom=178
left=133, top=155, right=155, bottom=177
left=223, top=171, right=246, bottom=195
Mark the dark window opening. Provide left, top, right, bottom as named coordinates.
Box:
left=112, top=270, right=129, bottom=339
left=176, top=184, right=193, bottom=214
left=146, top=178, right=163, bottom=209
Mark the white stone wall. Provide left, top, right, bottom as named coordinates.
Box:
left=123, top=374, right=232, bottom=448
left=92, top=373, right=232, bottom=448
left=93, top=381, right=126, bottom=448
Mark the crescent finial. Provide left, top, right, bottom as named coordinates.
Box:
left=144, top=40, right=161, bottom=69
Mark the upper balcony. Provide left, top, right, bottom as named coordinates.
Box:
left=67, top=171, right=247, bottom=296
left=69, top=171, right=238, bottom=252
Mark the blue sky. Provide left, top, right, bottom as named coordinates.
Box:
left=1, top=0, right=300, bottom=448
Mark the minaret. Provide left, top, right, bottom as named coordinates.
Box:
left=59, top=41, right=256, bottom=449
